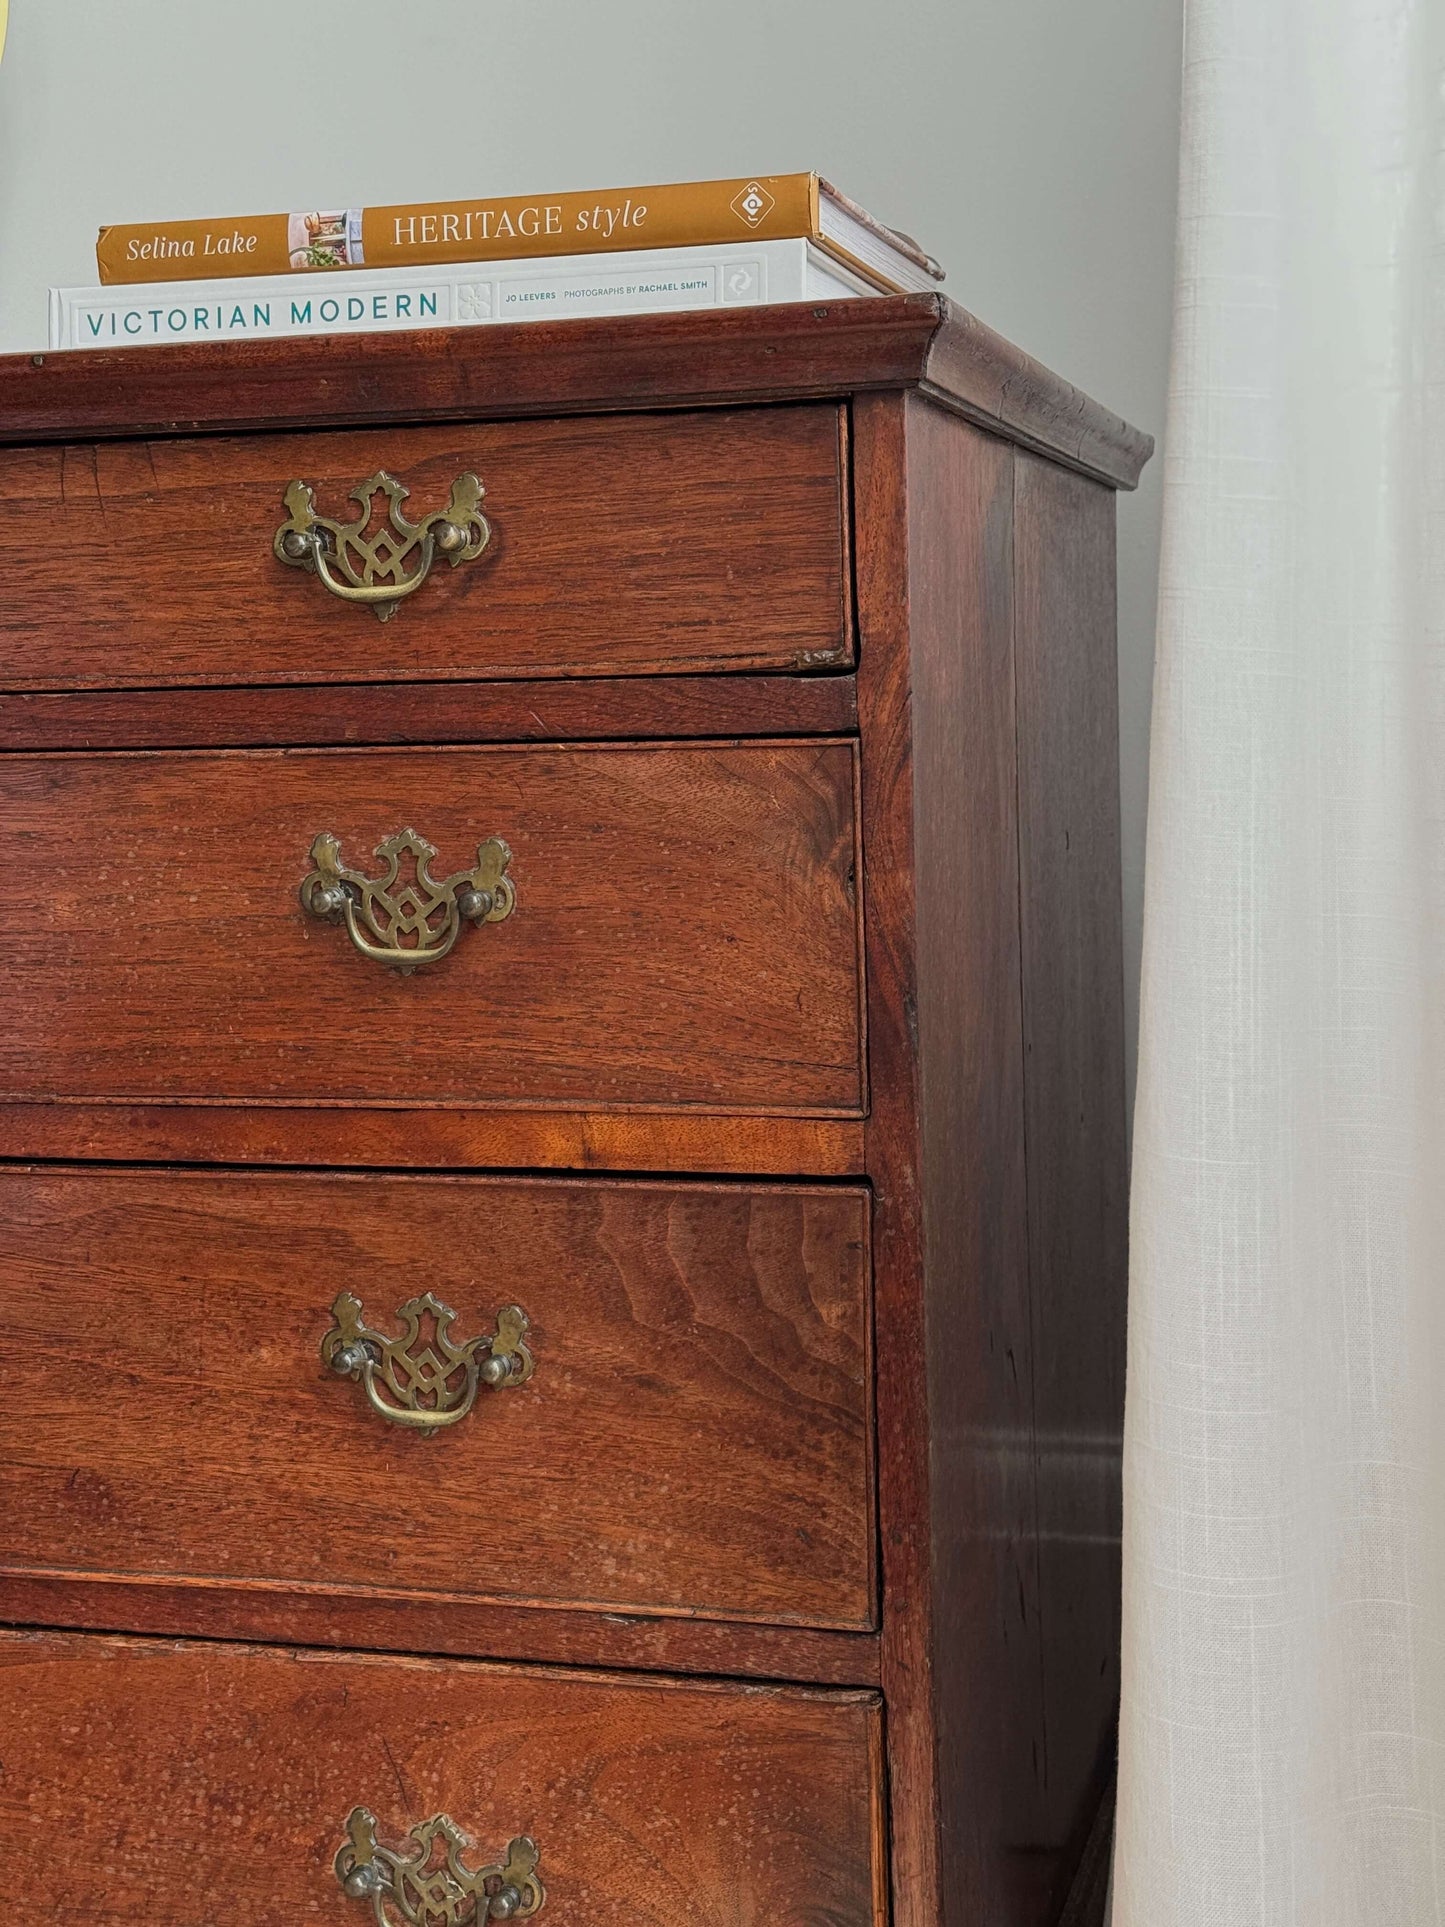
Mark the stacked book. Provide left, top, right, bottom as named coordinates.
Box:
left=51, top=174, right=944, bottom=352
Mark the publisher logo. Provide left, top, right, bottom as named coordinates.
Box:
left=724, top=264, right=760, bottom=302
left=730, top=181, right=776, bottom=228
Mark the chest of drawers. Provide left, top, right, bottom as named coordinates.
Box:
left=0, top=297, right=1149, bottom=1927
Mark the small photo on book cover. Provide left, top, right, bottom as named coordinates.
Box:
left=287, top=209, right=364, bottom=270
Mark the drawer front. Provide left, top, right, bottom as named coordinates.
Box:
left=0, top=1168, right=873, bottom=1628
left=0, top=405, right=850, bottom=689
left=0, top=741, right=863, bottom=1112
left=0, top=1632, right=885, bottom=1925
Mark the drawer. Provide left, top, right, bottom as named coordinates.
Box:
left=0, top=405, right=850, bottom=689
left=0, top=1168, right=873, bottom=1628
left=0, top=740, right=863, bottom=1113
left=0, top=1632, right=885, bottom=1925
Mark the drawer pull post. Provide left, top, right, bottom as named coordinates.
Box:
left=274, top=469, right=491, bottom=621
left=335, top=1806, right=544, bottom=1922
left=301, top=827, right=515, bottom=974
left=322, top=1291, right=535, bottom=1434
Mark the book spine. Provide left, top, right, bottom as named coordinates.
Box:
left=97, top=213, right=293, bottom=283
left=96, top=176, right=819, bottom=286
left=54, top=243, right=844, bottom=351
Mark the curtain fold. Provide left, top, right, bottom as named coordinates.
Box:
left=1115, top=0, right=1445, bottom=1921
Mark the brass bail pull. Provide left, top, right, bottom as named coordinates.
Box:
left=322, top=1294, right=536, bottom=1435
left=336, top=1808, right=544, bottom=1922
left=274, top=468, right=491, bottom=621
left=300, top=827, right=516, bottom=974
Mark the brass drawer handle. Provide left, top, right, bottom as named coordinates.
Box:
left=323, top=1291, right=535, bottom=1434
left=274, top=468, right=490, bottom=622
left=336, top=1807, right=544, bottom=1922
left=300, top=827, right=515, bottom=974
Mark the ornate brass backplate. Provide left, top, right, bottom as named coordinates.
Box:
left=322, top=1292, right=535, bottom=1434
left=274, top=469, right=490, bottom=621
left=300, top=828, right=515, bottom=974
left=335, top=1808, right=544, bottom=1924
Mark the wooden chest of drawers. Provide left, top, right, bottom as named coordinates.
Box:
left=0, top=297, right=1149, bottom=1927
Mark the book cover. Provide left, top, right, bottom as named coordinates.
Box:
left=52, top=237, right=872, bottom=352
left=94, top=174, right=940, bottom=291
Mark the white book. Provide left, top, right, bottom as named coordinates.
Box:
left=49, top=238, right=874, bottom=352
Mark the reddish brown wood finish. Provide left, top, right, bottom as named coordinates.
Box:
left=0, top=1572, right=881, bottom=1687
left=1012, top=454, right=1129, bottom=1912
left=850, top=392, right=941, bottom=1927
left=0, top=741, right=863, bottom=1113
left=0, top=1632, right=887, bottom=1927
left=0, top=298, right=1152, bottom=489
left=0, top=406, right=850, bottom=689
left=0, top=308, right=1146, bottom=1927
left=0, top=670, right=858, bottom=751
left=0, top=1167, right=873, bottom=1628
left=0, top=1102, right=866, bottom=1174
left=906, top=398, right=1041, bottom=1925
left=853, top=393, right=1133, bottom=1927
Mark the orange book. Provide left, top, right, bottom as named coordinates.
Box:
left=96, top=174, right=943, bottom=294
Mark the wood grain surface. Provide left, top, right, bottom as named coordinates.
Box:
left=0, top=405, right=849, bottom=689
left=0, top=670, right=858, bottom=752
left=852, top=394, right=1133, bottom=1926
left=0, top=313, right=1148, bottom=1927
left=0, top=1168, right=873, bottom=1628
left=0, top=1631, right=886, bottom=1927
left=0, top=1571, right=882, bottom=1687
left=1012, top=452, right=1129, bottom=1915
left=0, top=1102, right=866, bottom=1174
left=903, top=398, right=1041, bottom=1926
left=0, top=298, right=1153, bottom=489
left=0, top=741, right=864, bottom=1113
left=850, top=392, right=941, bottom=1927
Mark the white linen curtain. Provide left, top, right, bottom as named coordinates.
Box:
left=1114, top=0, right=1445, bottom=1921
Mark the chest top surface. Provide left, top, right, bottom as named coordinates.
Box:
left=0, top=294, right=1151, bottom=491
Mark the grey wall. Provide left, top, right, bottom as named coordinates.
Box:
left=0, top=0, right=1180, bottom=1092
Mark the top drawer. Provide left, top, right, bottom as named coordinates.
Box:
left=0, top=403, right=851, bottom=690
